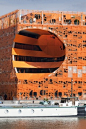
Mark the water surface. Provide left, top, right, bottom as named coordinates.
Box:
left=0, top=117, right=86, bottom=129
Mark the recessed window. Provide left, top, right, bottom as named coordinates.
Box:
left=78, top=92, right=82, bottom=96
left=17, top=67, right=59, bottom=73
left=14, top=55, right=65, bottom=62
left=15, top=43, right=42, bottom=51
left=74, top=19, right=79, bottom=25
left=52, top=19, right=56, bottom=23
left=19, top=30, right=40, bottom=39
left=59, top=92, right=62, bottom=96
left=40, top=90, right=45, bottom=95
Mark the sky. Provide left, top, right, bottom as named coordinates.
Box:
left=0, top=0, right=86, bottom=16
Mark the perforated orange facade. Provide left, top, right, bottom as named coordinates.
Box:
left=0, top=10, right=86, bottom=100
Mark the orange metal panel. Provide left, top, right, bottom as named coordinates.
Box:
left=12, top=48, right=55, bottom=57
left=14, top=34, right=38, bottom=44
left=16, top=73, right=49, bottom=80
left=13, top=61, right=63, bottom=68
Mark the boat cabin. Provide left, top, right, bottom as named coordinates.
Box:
left=60, top=97, right=79, bottom=106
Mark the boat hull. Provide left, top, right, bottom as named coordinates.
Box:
left=0, top=107, right=78, bottom=117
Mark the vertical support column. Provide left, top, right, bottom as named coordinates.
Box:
left=19, top=9, right=21, bottom=23
left=42, top=11, right=43, bottom=24
left=61, top=12, right=63, bottom=25
left=81, top=13, right=83, bottom=26
left=71, top=78, right=73, bottom=97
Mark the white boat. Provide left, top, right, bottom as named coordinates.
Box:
left=0, top=97, right=85, bottom=118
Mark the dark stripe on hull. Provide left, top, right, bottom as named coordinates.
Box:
left=0, top=115, right=77, bottom=118
left=77, top=106, right=86, bottom=116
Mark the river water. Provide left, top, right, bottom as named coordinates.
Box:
left=0, top=117, right=86, bottom=129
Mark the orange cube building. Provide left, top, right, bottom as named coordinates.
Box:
left=0, top=9, right=86, bottom=100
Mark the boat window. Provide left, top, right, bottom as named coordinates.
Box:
left=61, top=99, right=66, bottom=103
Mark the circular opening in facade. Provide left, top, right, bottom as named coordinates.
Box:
left=12, top=28, right=66, bottom=79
